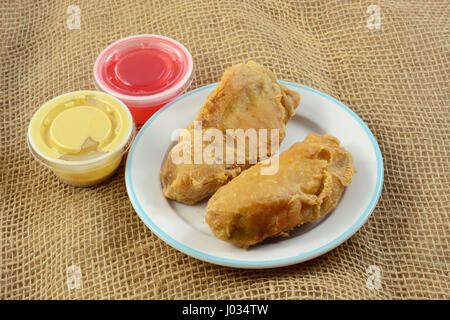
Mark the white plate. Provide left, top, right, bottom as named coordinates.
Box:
left=125, top=82, right=383, bottom=268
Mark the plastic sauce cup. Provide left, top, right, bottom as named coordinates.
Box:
left=28, top=91, right=135, bottom=187
left=94, top=35, right=194, bottom=124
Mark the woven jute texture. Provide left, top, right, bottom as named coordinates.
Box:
left=1, top=0, right=449, bottom=299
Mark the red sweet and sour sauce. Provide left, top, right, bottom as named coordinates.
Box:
left=94, top=35, right=193, bottom=124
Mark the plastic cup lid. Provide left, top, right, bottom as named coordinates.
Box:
left=94, top=35, right=194, bottom=106
left=28, top=90, right=135, bottom=168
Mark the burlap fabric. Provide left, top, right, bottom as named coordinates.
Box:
left=1, top=0, right=448, bottom=300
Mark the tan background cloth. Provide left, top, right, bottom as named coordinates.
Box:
left=1, top=0, right=449, bottom=299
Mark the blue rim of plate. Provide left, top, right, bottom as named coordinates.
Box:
left=125, top=81, right=384, bottom=268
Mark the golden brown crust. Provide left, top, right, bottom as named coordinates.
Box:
left=205, top=133, right=355, bottom=248
left=160, top=61, right=300, bottom=204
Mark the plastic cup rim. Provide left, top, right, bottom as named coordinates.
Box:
left=93, top=34, right=194, bottom=105
left=27, top=90, right=135, bottom=168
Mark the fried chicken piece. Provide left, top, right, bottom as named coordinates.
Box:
left=160, top=61, right=300, bottom=204
left=205, top=133, right=355, bottom=248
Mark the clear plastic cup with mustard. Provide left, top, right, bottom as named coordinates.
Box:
left=28, top=90, right=135, bottom=187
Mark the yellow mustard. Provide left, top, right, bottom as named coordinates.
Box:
left=28, top=91, right=135, bottom=187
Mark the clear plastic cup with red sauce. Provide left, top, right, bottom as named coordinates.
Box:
left=94, top=35, right=194, bottom=124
